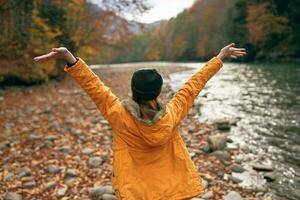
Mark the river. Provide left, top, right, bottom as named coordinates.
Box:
left=169, top=61, right=300, bottom=200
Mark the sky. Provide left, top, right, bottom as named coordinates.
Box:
left=91, top=0, right=195, bottom=23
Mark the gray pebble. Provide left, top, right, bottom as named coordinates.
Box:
left=88, top=157, right=103, bottom=168
left=22, top=181, right=37, bottom=189
left=17, top=167, right=32, bottom=178
left=46, top=165, right=60, bottom=174
left=102, top=194, right=117, bottom=200
left=45, top=181, right=56, bottom=191
left=209, top=151, right=231, bottom=160
left=56, top=185, right=68, bottom=197
left=201, top=191, right=213, bottom=199
left=224, top=191, right=243, bottom=200
left=82, top=147, right=95, bottom=155
left=4, top=192, right=22, bottom=200
left=230, top=164, right=246, bottom=173
left=65, top=169, right=78, bottom=178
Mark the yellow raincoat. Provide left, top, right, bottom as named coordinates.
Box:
left=65, top=57, right=223, bottom=200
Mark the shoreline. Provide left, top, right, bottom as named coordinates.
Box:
left=0, top=65, right=272, bottom=199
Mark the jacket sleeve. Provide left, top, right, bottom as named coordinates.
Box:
left=64, top=58, right=123, bottom=125
left=168, top=57, right=223, bottom=126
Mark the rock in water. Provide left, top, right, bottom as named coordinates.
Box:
left=224, top=191, right=243, bottom=200
left=252, top=163, right=274, bottom=171
left=263, top=172, right=277, bottom=182
left=214, top=119, right=231, bottom=131
left=230, top=164, right=246, bottom=173
left=207, top=134, right=227, bottom=151
left=4, top=192, right=22, bottom=200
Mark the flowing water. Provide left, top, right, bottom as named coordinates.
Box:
left=169, top=62, right=300, bottom=200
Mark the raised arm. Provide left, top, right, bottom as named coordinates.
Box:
left=168, top=43, right=246, bottom=126
left=34, top=47, right=123, bottom=124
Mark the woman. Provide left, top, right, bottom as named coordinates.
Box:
left=34, top=43, right=246, bottom=200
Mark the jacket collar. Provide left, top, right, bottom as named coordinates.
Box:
left=122, top=99, right=166, bottom=125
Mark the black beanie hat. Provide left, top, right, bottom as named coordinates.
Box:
left=131, top=68, right=163, bottom=102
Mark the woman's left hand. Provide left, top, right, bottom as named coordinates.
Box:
left=217, top=43, right=247, bottom=60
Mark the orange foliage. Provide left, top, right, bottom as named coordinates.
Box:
left=247, top=2, right=289, bottom=46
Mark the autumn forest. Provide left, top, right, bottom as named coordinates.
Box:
left=0, top=0, right=299, bottom=84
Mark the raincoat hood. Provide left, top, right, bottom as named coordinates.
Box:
left=122, top=99, right=175, bottom=147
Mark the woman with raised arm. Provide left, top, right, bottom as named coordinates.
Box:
left=34, top=43, right=246, bottom=200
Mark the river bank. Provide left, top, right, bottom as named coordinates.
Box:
left=0, top=64, right=274, bottom=199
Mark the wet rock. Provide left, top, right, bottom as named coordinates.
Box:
left=88, top=157, right=103, bottom=168
left=4, top=192, right=22, bottom=200
left=45, top=181, right=56, bottom=191
left=46, top=165, right=60, bottom=174
left=201, top=191, right=213, bottom=199
left=22, top=180, right=37, bottom=189
left=226, top=138, right=234, bottom=143
left=56, top=185, right=68, bottom=197
left=207, top=134, right=227, bottom=151
left=213, top=119, right=231, bottom=131
left=230, top=164, right=246, bottom=173
left=224, top=191, right=243, bottom=200
left=252, top=163, right=274, bottom=171
left=17, top=167, right=32, bottom=178
left=290, top=145, right=300, bottom=153
left=65, top=169, right=78, bottom=178
left=263, top=172, right=276, bottom=182
left=209, top=151, right=231, bottom=161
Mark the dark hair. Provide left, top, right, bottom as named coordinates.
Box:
left=131, top=69, right=163, bottom=104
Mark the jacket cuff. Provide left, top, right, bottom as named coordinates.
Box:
left=64, top=57, right=85, bottom=74
left=212, top=56, right=223, bottom=66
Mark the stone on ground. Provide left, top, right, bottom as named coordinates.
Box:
left=207, top=133, right=227, bottom=151
left=224, top=191, right=243, bottom=200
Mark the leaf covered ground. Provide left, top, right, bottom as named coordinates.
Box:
left=0, top=66, right=261, bottom=199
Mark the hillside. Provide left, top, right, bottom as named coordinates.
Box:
left=107, top=0, right=300, bottom=63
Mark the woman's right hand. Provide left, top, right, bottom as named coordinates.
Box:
left=34, top=47, right=77, bottom=65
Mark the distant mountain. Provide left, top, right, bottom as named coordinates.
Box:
left=127, top=20, right=166, bottom=33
